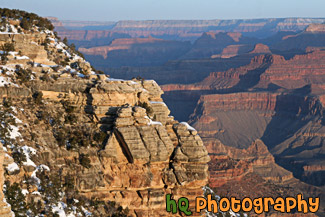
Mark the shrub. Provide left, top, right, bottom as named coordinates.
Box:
left=0, top=98, right=16, bottom=146
left=1, top=42, right=15, bottom=52
left=137, top=102, right=153, bottom=116
left=15, top=65, right=32, bottom=83
left=0, top=8, right=54, bottom=30
left=20, top=17, right=32, bottom=30
left=93, top=131, right=107, bottom=143
left=32, top=91, right=43, bottom=104
left=12, top=149, right=27, bottom=166
left=4, top=182, right=28, bottom=217
left=63, top=37, right=68, bottom=45
left=0, top=42, right=15, bottom=64
left=79, top=154, right=91, bottom=169
left=40, top=73, right=50, bottom=82
left=51, top=74, right=59, bottom=80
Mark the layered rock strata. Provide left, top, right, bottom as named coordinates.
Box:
left=0, top=14, right=210, bottom=216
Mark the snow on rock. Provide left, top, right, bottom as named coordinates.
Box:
left=107, top=77, right=128, bottom=82
left=9, top=125, right=21, bottom=139
left=7, top=51, right=30, bottom=60
left=51, top=202, right=91, bottom=217
left=21, top=189, right=29, bottom=196
left=21, top=145, right=37, bottom=156
left=30, top=164, right=50, bottom=189
left=81, top=207, right=92, bottom=216
left=145, top=116, right=163, bottom=126
left=149, top=120, right=162, bottom=126
left=0, top=24, right=19, bottom=34
left=15, top=55, right=29, bottom=60
left=23, top=157, right=36, bottom=167
left=180, top=122, right=196, bottom=132
left=0, top=76, right=18, bottom=87
left=6, top=162, right=19, bottom=173
left=38, top=164, right=50, bottom=171
left=52, top=202, right=68, bottom=217
left=31, top=169, right=40, bottom=186
left=149, top=101, right=167, bottom=106
left=21, top=145, right=37, bottom=167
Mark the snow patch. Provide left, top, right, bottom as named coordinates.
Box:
left=21, top=145, right=37, bottom=168
left=21, top=189, right=29, bottom=196
left=145, top=116, right=162, bottom=126
left=81, top=207, right=92, bottom=216
left=6, top=162, right=19, bottom=172
left=150, top=101, right=166, bottom=106
left=9, top=125, right=21, bottom=139
left=0, top=76, right=18, bottom=87
left=107, top=77, right=128, bottom=82
left=52, top=202, right=67, bottom=217
left=180, top=122, right=196, bottom=132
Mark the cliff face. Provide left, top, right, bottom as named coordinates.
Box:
left=272, top=24, right=325, bottom=51
left=52, top=18, right=325, bottom=41
left=0, top=11, right=209, bottom=216
left=207, top=139, right=293, bottom=189
left=161, top=41, right=325, bottom=211
left=181, top=32, right=249, bottom=59
left=0, top=145, right=12, bottom=217
left=78, top=37, right=191, bottom=67
left=162, top=50, right=325, bottom=92
left=187, top=91, right=325, bottom=210
left=31, top=79, right=210, bottom=216
left=259, top=50, right=325, bottom=89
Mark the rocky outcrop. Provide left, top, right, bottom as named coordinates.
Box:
left=258, top=51, right=325, bottom=89
left=272, top=24, right=325, bottom=51
left=163, top=50, right=325, bottom=92
left=181, top=32, right=248, bottom=59
left=192, top=92, right=322, bottom=116
left=305, top=24, right=325, bottom=33
left=207, top=139, right=293, bottom=188
left=14, top=78, right=210, bottom=216
left=0, top=18, right=210, bottom=216
left=212, top=44, right=253, bottom=59
left=250, top=43, right=271, bottom=54
left=79, top=37, right=166, bottom=58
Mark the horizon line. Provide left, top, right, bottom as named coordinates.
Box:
left=51, top=17, right=325, bottom=23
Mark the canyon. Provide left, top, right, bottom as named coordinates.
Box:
left=51, top=18, right=325, bottom=215
left=0, top=12, right=322, bottom=216
left=50, top=17, right=325, bottom=41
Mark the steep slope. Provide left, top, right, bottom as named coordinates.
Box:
left=161, top=47, right=325, bottom=215
left=0, top=9, right=210, bottom=216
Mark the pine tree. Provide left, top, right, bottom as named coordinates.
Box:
left=0, top=98, right=16, bottom=146
left=20, top=17, right=31, bottom=30
left=63, top=37, right=68, bottom=45
left=4, top=182, right=28, bottom=217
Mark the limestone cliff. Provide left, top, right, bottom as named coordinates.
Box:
left=0, top=9, right=209, bottom=216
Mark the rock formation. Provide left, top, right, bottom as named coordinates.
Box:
left=0, top=9, right=209, bottom=216
left=161, top=43, right=325, bottom=215
left=79, top=37, right=191, bottom=67
left=272, top=24, right=325, bottom=51
left=51, top=18, right=325, bottom=42
left=0, top=145, right=13, bottom=217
